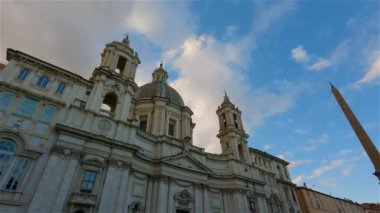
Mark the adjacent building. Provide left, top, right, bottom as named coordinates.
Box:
left=0, top=36, right=300, bottom=213
left=295, top=186, right=364, bottom=213
left=362, top=203, right=380, bottom=213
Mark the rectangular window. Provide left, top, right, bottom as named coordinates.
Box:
left=139, top=115, right=148, bottom=131
left=116, top=56, right=127, bottom=73
left=5, top=157, right=31, bottom=190
left=40, top=105, right=57, bottom=122
left=168, top=119, right=176, bottom=136
left=0, top=92, right=15, bottom=110
left=16, top=97, right=38, bottom=117
left=80, top=170, right=97, bottom=193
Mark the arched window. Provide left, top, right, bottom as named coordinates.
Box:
left=5, top=157, right=31, bottom=190
left=0, top=139, right=16, bottom=179
left=36, top=75, right=49, bottom=88
left=100, top=93, right=117, bottom=117
left=17, top=69, right=29, bottom=80
left=56, top=82, right=65, bottom=94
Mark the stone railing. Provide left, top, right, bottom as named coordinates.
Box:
left=69, top=192, right=96, bottom=206
left=99, top=109, right=115, bottom=118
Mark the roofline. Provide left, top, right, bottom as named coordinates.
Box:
left=6, top=48, right=92, bottom=86
left=296, top=186, right=362, bottom=206
left=249, top=147, right=289, bottom=165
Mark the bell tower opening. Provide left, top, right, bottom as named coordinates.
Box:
left=100, top=92, right=117, bottom=117
left=115, top=56, right=127, bottom=74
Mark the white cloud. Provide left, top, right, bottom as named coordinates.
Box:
left=291, top=40, right=349, bottom=71
left=354, top=52, right=380, bottom=86
left=307, top=159, right=343, bottom=179
left=124, top=2, right=195, bottom=49
left=165, top=35, right=300, bottom=152
left=289, top=159, right=314, bottom=169
left=263, top=144, right=272, bottom=150
left=277, top=151, right=293, bottom=161
left=307, top=58, right=331, bottom=71
left=304, top=154, right=360, bottom=180
left=294, top=128, right=307, bottom=135
left=293, top=175, right=304, bottom=185
left=307, top=40, right=349, bottom=71
left=337, top=149, right=353, bottom=157
left=341, top=164, right=355, bottom=176
left=318, top=178, right=337, bottom=187
left=1, top=2, right=140, bottom=78
left=291, top=45, right=309, bottom=63
left=304, top=134, right=329, bottom=151
left=252, top=1, right=295, bottom=35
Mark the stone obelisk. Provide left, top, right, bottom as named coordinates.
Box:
left=330, top=83, right=380, bottom=181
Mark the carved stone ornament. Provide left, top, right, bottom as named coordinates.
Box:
left=247, top=191, right=256, bottom=212
left=51, top=145, right=83, bottom=159
left=104, top=82, right=128, bottom=95
left=107, top=158, right=130, bottom=169
left=174, top=189, right=193, bottom=206
left=98, top=119, right=111, bottom=132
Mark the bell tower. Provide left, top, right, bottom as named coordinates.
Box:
left=86, top=35, right=140, bottom=121
left=216, top=93, right=251, bottom=162
left=99, top=35, right=140, bottom=80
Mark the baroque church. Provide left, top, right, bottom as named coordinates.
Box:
left=0, top=36, right=300, bottom=213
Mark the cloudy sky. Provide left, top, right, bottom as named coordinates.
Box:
left=1, top=1, right=379, bottom=203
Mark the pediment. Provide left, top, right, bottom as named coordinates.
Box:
left=161, top=152, right=213, bottom=174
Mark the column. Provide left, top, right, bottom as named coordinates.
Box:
left=86, top=80, right=104, bottom=112
left=331, top=85, right=380, bottom=179
left=202, top=184, right=209, bottom=213
left=222, top=190, right=229, bottom=213
left=115, top=167, right=130, bottom=212
left=28, top=154, right=70, bottom=212
left=119, top=92, right=131, bottom=121
left=51, top=158, right=79, bottom=212
left=150, top=177, right=159, bottom=213
left=232, top=190, right=242, bottom=213
left=167, top=178, right=173, bottom=213
left=194, top=184, right=203, bottom=213
left=156, top=176, right=168, bottom=213
left=98, top=166, right=122, bottom=212
left=144, top=176, right=153, bottom=213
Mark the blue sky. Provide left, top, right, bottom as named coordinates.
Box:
left=1, top=1, right=379, bottom=203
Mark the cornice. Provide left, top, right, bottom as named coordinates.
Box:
left=6, top=48, right=92, bottom=87
left=55, top=123, right=138, bottom=149
left=249, top=147, right=289, bottom=166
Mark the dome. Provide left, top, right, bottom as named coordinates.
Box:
left=134, top=82, right=185, bottom=106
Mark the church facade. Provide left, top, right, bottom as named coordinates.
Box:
left=0, top=37, right=300, bottom=213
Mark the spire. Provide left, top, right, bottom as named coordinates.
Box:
left=331, top=84, right=380, bottom=181
left=223, top=90, right=230, bottom=103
